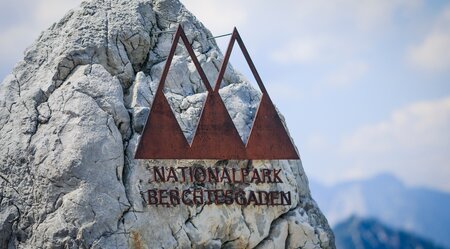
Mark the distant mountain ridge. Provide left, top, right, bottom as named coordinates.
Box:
left=334, top=216, right=446, bottom=249
left=310, top=174, right=450, bottom=248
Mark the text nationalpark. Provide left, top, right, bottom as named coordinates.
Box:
left=146, top=166, right=292, bottom=207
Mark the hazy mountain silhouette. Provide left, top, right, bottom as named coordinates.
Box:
left=334, top=216, right=446, bottom=249
left=310, top=174, right=450, bottom=248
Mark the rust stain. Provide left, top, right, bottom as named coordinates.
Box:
left=130, top=230, right=144, bottom=249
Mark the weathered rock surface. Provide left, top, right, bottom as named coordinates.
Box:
left=0, top=0, right=335, bottom=248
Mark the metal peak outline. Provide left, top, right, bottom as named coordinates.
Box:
left=135, top=25, right=299, bottom=160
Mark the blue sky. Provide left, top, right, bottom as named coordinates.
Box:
left=1, top=0, right=449, bottom=192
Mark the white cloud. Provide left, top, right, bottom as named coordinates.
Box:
left=287, top=0, right=421, bottom=31
left=34, top=0, right=81, bottom=25
left=265, top=81, right=304, bottom=102
left=348, top=0, right=421, bottom=31
left=181, top=0, right=247, bottom=35
left=341, top=97, right=450, bottom=153
left=271, top=38, right=323, bottom=64
left=0, top=0, right=80, bottom=79
left=270, top=35, right=363, bottom=67
left=182, top=0, right=422, bottom=61
left=0, top=26, right=35, bottom=61
left=408, top=6, right=450, bottom=72
left=305, top=134, right=331, bottom=151
left=339, top=96, right=450, bottom=191
left=325, top=61, right=368, bottom=87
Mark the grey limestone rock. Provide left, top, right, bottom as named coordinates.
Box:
left=0, top=0, right=334, bottom=248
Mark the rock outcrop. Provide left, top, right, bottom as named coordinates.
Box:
left=0, top=0, right=334, bottom=248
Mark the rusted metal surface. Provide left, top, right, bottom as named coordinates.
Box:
left=190, top=93, right=247, bottom=159
left=135, top=26, right=194, bottom=159
left=222, top=28, right=299, bottom=159
left=135, top=25, right=299, bottom=160
left=246, top=95, right=299, bottom=159
left=134, top=84, right=190, bottom=159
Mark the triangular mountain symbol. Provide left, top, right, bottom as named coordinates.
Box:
left=135, top=26, right=299, bottom=160
left=134, top=87, right=190, bottom=159
left=134, top=26, right=198, bottom=159
left=190, top=93, right=247, bottom=159
left=221, top=28, right=299, bottom=159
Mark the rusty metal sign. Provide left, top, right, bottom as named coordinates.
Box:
left=135, top=26, right=299, bottom=160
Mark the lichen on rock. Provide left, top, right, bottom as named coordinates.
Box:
left=0, top=0, right=335, bottom=248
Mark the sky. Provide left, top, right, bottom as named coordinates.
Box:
left=0, top=0, right=449, bottom=192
